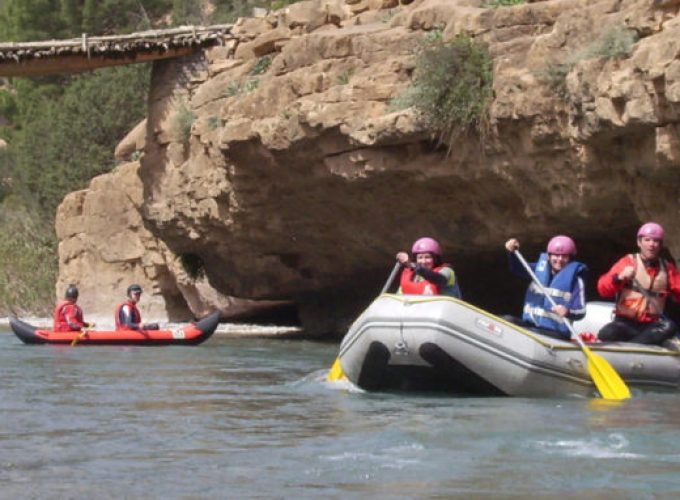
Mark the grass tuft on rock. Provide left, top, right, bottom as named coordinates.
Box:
left=171, top=99, right=196, bottom=144
left=542, top=26, right=639, bottom=99
left=391, top=33, right=494, bottom=151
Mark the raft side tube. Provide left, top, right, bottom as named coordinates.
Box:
left=9, top=317, right=44, bottom=344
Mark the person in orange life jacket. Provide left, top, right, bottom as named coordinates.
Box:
left=597, top=222, right=680, bottom=346
left=504, top=235, right=587, bottom=340
left=53, top=285, right=92, bottom=332
left=115, top=284, right=159, bottom=331
left=395, top=237, right=462, bottom=298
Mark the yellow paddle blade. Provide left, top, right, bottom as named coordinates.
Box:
left=583, top=346, right=631, bottom=400
left=327, top=357, right=347, bottom=382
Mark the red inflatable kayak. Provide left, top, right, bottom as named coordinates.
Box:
left=9, top=311, right=220, bottom=346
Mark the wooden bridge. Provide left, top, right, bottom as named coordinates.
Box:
left=0, top=25, right=235, bottom=77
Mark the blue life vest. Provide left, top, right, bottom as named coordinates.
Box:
left=522, top=253, right=586, bottom=335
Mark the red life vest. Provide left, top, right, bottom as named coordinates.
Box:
left=53, top=300, right=84, bottom=332
left=400, top=265, right=450, bottom=295
left=115, top=301, right=142, bottom=330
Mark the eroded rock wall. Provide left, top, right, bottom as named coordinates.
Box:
left=57, top=0, right=680, bottom=333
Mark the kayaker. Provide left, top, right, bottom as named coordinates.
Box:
left=53, top=285, right=93, bottom=332
left=504, top=235, right=587, bottom=340
left=115, top=284, right=159, bottom=331
left=597, top=222, right=680, bottom=345
left=395, top=237, right=462, bottom=298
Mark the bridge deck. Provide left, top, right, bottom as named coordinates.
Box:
left=0, top=25, right=234, bottom=77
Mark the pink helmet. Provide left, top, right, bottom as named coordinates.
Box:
left=547, top=235, right=577, bottom=255
left=637, top=222, right=664, bottom=241
left=411, top=237, right=442, bottom=256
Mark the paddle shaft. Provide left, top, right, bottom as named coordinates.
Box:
left=512, top=250, right=584, bottom=346
left=381, top=261, right=403, bottom=294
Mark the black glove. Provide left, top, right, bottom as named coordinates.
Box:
left=142, top=322, right=159, bottom=330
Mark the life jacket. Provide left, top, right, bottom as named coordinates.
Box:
left=522, top=253, right=586, bottom=335
left=615, top=253, right=668, bottom=322
left=53, top=300, right=74, bottom=332
left=400, top=264, right=460, bottom=297
left=115, top=301, right=142, bottom=330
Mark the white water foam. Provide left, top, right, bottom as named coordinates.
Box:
left=532, top=433, right=641, bottom=459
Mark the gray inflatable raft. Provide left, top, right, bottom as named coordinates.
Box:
left=337, top=294, right=680, bottom=397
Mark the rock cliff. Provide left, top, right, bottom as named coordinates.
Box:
left=56, top=0, right=680, bottom=334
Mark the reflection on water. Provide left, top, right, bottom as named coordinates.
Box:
left=1, top=332, right=679, bottom=497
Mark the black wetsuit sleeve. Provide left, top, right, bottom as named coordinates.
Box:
left=414, top=265, right=448, bottom=288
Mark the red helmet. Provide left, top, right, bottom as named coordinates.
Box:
left=411, top=237, right=442, bottom=257
left=547, top=235, right=577, bottom=255
left=637, top=222, right=664, bottom=241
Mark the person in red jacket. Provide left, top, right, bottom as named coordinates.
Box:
left=395, top=237, right=462, bottom=298
left=115, top=284, right=159, bottom=331
left=597, top=222, right=680, bottom=345
left=53, top=285, right=92, bottom=332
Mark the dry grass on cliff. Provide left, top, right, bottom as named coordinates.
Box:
left=541, top=26, right=639, bottom=99
left=171, top=98, right=196, bottom=144
left=391, top=32, right=493, bottom=153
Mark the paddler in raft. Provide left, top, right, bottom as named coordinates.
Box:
left=395, top=237, right=462, bottom=298
left=115, top=284, right=159, bottom=331
left=597, top=222, right=680, bottom=347
left=53, top=284, right=93, bottom=332
left=504, top=235, right=587, bottom=340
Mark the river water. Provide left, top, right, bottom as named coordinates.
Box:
left=1, top=330, right=679, bottom=498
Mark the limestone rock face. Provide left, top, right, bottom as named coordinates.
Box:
left=56, top=0, right=680, bottom=334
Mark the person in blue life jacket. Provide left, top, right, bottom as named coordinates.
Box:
left=395, top=237, right=462, bottom=298
left=504, top=235, right=587, bottom=340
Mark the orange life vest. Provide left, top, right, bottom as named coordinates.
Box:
left=615, top=253, right=668, bottom=321
left=400, top=265, right=449, bottom=295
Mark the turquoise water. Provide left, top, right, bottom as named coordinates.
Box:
left=1, top=330, right=679, bottom=497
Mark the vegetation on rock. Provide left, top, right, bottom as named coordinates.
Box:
left=542, top=26, right=639, bottom=99
left=484, top=0, right=525, bottom=7
left=391, top=32, right=494, bottom=152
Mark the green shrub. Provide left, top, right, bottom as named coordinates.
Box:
left=336, top=69, right=354, bottom=85
left=171, top=99, right=196, bottom=143
left=541, top=26, right=638, bottom=99
left=243, top=79, right=259, bottom=93
left=422, top=28, right=443, bottom=45
left=250, top=55, right=272, bottom=76
left=541, top=62, right=572, bottom=99
left=5, top=65, right=150, bottom=217
left=225, top=80, right=241, bottom=97
left=207, top=116, right=221, bottom=130
left=270, top=0, right=298, bottom=11
left=391, top=33, right=494, bottom=149
left=0, top=199, right=57, bottom=316
left=484, top=0, right=525, bottom=7
left=582, top=26, right=639, bottom=60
